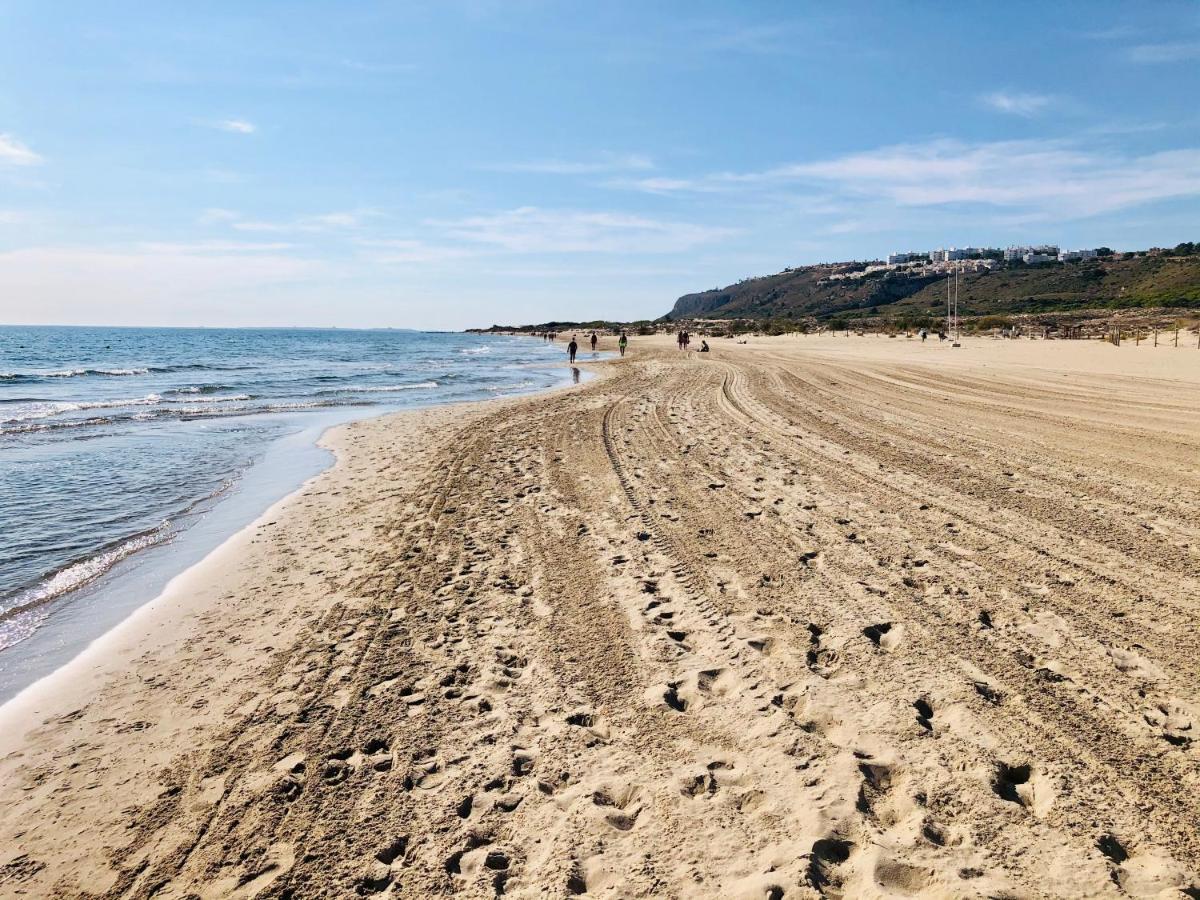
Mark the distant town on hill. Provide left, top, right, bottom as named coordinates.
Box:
left=470, top=241, right=1200, bottom=334
left=664, top=241, right=1200, bottom=327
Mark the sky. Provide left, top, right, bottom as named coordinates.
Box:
left=1, top=1, right=1199, bottom=329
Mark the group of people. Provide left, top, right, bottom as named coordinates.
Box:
left=565, top=330, right=629, bottom=363
left=676, top=329, right=710, bottom=353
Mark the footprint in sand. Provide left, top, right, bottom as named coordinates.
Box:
left=992, top=761, right=1055, bottom=818
left=873, top=857, right=935, bottom=895
left=806, top=623, right=843, bottom=678
left=1142, top=698, right=1195, bottom=747
left=863, top=621, right=905, bottom=652
left=592, top=783, right=642, bottom=831
left=913, top=697, right=934, bottom=732
left=808, top=837, right=854, bottom=892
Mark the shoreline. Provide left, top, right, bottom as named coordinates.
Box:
left=0, top=418, right=343, bottom=756
left=0, top=337, right=592, bottom=707
left=0, top=355, right=606, bottom=746
left=2, top=336, right=1197, bottom=897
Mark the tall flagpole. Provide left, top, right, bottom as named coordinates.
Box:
left=946, top=271, right=951, bottom=337
left=952, top=264, right=961, bottom=347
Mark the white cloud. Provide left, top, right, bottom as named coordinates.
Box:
left=434, top=207, right=734, bottom=254
left=608, top=139, right=1200, bottom=221
left=198, top=208, right=241, bottom=224
left=339, top=58, right=419, bottom=74
left=134, top=240, right=295, bottom=254
left=979, top=91, right=1056, bottom=117
left=0, top=244, right=321, bottom=323
left=689, top=21, right=807, bottom=55
left=780, top=139, right=1200, bottom=218
left=1079, top=25, right=1137, bottom=40
left=606, top=175, right=725, bottom=195
left=1126, top=42, right=1200, bottom=63
left=355, top=238, right=474, bottom=264
left=0, top=134, right=43, bottom=166
left=484, top=153, right=654, bottom=175
left=213, top=118, right=256, bottom=133
left=205, top=209, right=368, bottom=233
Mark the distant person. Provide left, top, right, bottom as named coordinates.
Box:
left=618, top=331, right=628, bottom=356
left=683, top=330, right=691, bottom=350
left=677, top=330, right=684, bottom=350
left=590, top=331, right=598, bottom=352
left=568, top=335, right=578, bottom=363
left=920, top=328, right=928, bottom=342
left=699, top=340, right=710, bottom=353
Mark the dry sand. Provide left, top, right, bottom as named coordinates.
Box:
left=1, top=333, right=1199, bottom=899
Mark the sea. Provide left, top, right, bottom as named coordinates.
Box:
left=0, top=326, right=583, bottom=700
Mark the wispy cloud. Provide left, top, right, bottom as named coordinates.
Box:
left=0, top=244, right=321, bottom=321
left=689, top=21, right=806, bottom=55
left=134, top=240, right=295, bottom=254
left=203, top=209, right=370, bottom=233
left=212, top=118, right=257, bottom=134
left=605, top=175, right=726, bottom=195
left=434, top=207, right=734, bottom=254
left=775, top=139, right=1200, bottom=218
left=979, top=91, right=1056, bottom=117
left=484, top=153, right=653, bottom=175
left=605, top=138, right=1200, bottom=221
left=355, top=238, right=474, bottom=265
left=0, top=134, right=43, bottom=166
left=1079, top=25, right=1140, bottom=41
left=1126, top=42, right=1200, bottom=63
left=339, top=58, right=419, bottom=74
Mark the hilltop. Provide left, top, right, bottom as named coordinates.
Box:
left=666, top=244, right=1200, bottom=325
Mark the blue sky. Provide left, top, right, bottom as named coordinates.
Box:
left=1, top=1, right=1198, bottom=328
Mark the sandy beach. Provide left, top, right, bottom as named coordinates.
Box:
left=2, top=333, right=1199, bottom=899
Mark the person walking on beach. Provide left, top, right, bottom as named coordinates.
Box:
left=590, top=331, right=598, bottom=352
left=568, top=335, right=578, bottom=363
left=618, top=331, right=628, bottom=356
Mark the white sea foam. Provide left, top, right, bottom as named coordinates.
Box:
left=0, top=394, right=163, bottom=424
left=326, top=381, right=438, bottom=394
left=0, top=524, right=172, bottom=650
left=162, top=393, right=251, bottom=404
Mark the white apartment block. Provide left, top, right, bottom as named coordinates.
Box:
left=1006, top=245, right=1060, bottom=262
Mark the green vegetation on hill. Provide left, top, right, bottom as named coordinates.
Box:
left=666, top=248, right=1200, bottom=323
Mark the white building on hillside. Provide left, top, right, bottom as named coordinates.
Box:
left=1006, top=245, right=1060, bottom=262
left=1058, top=249, right=1098, bottom=261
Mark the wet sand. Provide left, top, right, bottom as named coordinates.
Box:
left=2, top=333, right=1199, bottom=898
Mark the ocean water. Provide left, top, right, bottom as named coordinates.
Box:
left=0, top=327, right=580, bottom=664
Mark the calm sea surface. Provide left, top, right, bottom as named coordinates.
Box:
left=0, top=327, right=578, bottom=657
